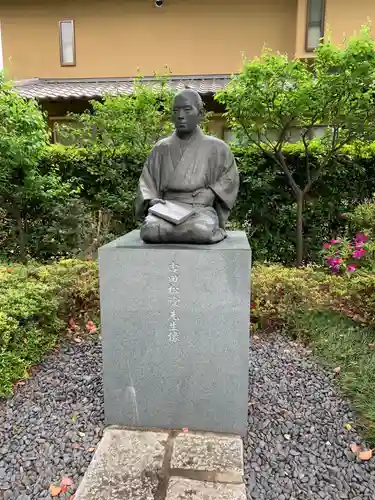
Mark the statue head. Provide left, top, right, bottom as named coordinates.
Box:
left=172, top=88, right=204, bottom=137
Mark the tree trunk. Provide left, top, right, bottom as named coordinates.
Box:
left=15, top=211, right=26, bottom=264
left=296, top=192, right=304, bottom=267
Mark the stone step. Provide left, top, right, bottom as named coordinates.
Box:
left=74, top=426, right=246, bottom=500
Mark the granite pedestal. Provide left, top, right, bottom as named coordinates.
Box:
left=98, top=230, right=251, bottom=436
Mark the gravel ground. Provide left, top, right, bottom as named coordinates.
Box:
left=0, top=333, right=374, bottom=499
left=0, top=339, right=104, bottom=499
left=246, top=334, right=375, bottom=500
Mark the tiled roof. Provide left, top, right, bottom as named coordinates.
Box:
left=14, top=74, right=232, bottom=100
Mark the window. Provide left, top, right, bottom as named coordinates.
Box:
left=306, top=0, right=325, bottom=51
left=59, top=20, right=75, bottom=66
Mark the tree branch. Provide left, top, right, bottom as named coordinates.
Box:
left=275, top=150, right=300, bottom=196
left=301, top=128, right=311, bottom=186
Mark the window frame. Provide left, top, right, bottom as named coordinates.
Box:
left=305, top=0, right=325, bottom=52
left=59, top=20, right=76, bottom=67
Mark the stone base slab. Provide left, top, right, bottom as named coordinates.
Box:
left=74, top=426, right=246, bottom=500
left=98, top=230, right=251, bottom=436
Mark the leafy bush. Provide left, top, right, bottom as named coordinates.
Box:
left=57, top=76, right=174, bottom=155
left=0, top=260, right=98, bottom=396
left=217, top=27, right=375, bottom=266
left=234, top=143, right=375, bottom=264
left=3, top=74, right=375, bottom=263
left=2, top=138, right=375, bottom=264
left=322, top=201, right=375, bottom=274
left=252, top=263, right=375, bottom=330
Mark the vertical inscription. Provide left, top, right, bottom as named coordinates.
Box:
left=168, top=261, right=180, bottom=342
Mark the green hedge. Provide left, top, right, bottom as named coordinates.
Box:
left=232, top=143, right=375, bottom=263
left=0, top=260, right=98, bottom=396
left=3, top=142, right=375, bottom=263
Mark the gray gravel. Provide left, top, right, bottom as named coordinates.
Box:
left=246, top=334, right=375, bottom=500
left=0, top=339, right=104, bottom=499
left=0, top=333, right=374, bottom=499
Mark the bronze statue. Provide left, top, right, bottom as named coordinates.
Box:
left=135, top=89, right=239, bottom=244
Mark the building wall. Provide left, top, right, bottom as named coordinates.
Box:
left=0, top=0, right=297, bottom=81
left=295, top=0, right=375, bottom=58
left=325, top=0, right=375, bottom=44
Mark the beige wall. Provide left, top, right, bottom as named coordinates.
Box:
left=0, top=0, right=297, bottom=81
left=325, top=0, right=375, bottom=43
left=296, top=0, right=375, bottom=58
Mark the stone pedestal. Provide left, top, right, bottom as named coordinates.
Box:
left=98, top=230, right=251, bottom=436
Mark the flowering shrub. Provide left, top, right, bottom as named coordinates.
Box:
left=322, top=232, right=374, bottom=274
left=322, top=201, right=375, bottom=274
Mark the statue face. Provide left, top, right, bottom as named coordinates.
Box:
left=172, top=93, right=203, bottom=134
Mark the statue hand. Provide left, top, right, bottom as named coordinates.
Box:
left=149, top=198, right=166, bottom=207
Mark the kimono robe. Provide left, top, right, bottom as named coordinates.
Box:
left=136, top=127, right=239, bottom=244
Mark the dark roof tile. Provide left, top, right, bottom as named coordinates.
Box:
left=14, top=75, right=231, bottom=100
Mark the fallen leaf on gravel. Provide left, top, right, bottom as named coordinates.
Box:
left=350, top=443, right=361, bottom=454
left=345, top=423, right=352, bottom=431
left=86, top=321, right=97, bottom=333
left=358, top=450, right=373, bottom=461
left=368, top=343, right=375, bottom=347
left=334, top=366, right=341, bottom=375
left=49, top=484, right=62, bottom=497
left=74, top=337, right=82, bottom=343
left=16, top=381, right=25, bottom=386
left=68, top=318, right=78, bottom=330
left=61, top=477, right=73, bottom=488
left=88, top=447, right=96, bottom=452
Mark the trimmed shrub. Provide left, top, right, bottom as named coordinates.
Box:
left=0, top=260, right=98, bottom=396
left=3, top=140, right=375, bottom=263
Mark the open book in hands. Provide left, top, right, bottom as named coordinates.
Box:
left=149, top=200, right=195, bottom=226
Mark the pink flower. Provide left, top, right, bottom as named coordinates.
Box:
left=353, top=248, right=366, bottom=259
left=331, top=265, right=340, bottom=274
left=355, top=232, right=369, bottom=244
left=330, top=239, right=340, bottom=245
left=68, top=318, right=77, bottom=330
left=347, top=264, right=357, bottom=272
left=323, top=243, right=331, bottom=249
left=331, top=257, right=343, bottom=266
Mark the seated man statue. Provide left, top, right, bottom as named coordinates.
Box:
left=135, top=88, right=239, bottom=244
